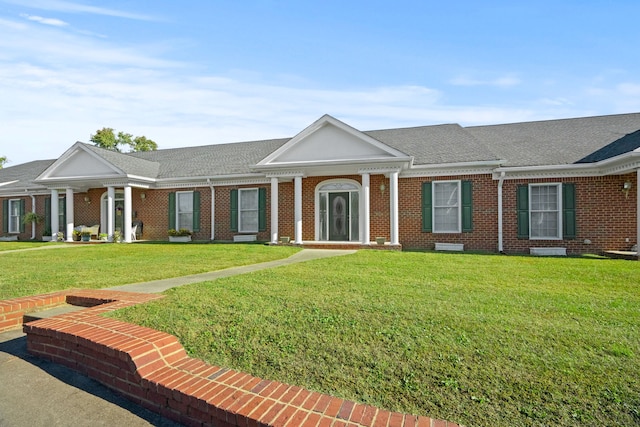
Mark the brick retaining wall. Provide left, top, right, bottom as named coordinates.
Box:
left=1, top=290, right=462, bottom=427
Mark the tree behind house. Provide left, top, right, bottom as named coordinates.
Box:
left=0, top=156, right=6, bottom=169
left=90, top=128, right=158, bottom=152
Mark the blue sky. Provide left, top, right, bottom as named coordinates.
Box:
left=1, top=0, right=639, bottom=166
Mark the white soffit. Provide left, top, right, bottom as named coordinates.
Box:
left=257, top=115, right=410, bottom=167
left=37, top=143, right=123, bottom=180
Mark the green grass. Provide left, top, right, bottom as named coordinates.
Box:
left=0, top=241, right=56, bottom=251
left=112, top=251, right=640, bottom=427
left=0, top=243, right=299, bottom=299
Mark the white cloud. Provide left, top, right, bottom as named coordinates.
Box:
left=20, top=13, right=67, bottom=26
left=4, top=0, right=156, bottom=21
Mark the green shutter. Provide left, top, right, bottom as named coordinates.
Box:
left=19, top=199, right=25, bottom=233
left=562, top=183, right=576, bottom=239
left=516, top=185, right=529, bottom=239
left=2, top=200, right=7, bottom=233
left=44, top=197, right=51, bottom=233
left=192, top=191, right=201, bottom=232
left=168, top=192, right=176, bottom=230
left=230, top=189, right=238, bottom=232
left=461, top=181, right=473, bottom=232
left=421, top=182, right=432, bottom=232
left=258, top=187, right=267, bottom=232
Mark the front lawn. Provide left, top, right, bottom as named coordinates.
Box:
left=112, top=251, right=640, bottom=427
left=0, top=241, right=55, bottom=251
left=0, top=243, right=299, bottom=299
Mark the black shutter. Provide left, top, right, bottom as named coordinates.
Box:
left=230, top=189, right=238, bottom=232
left=562, top=183, right=576, bottom=239
left=461, top=181, right=473, bottom=232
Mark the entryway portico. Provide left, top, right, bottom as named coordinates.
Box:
left=255, top=115, right=410, bottom=246
left=34, top=143, right=155, bottom=243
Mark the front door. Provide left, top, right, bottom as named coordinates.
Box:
left=329, top=192, right=349, bottom=241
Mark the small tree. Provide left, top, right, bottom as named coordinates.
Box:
left=0, top=156, right=7, bottom=169
left=90, top=128, right=158, bottom=152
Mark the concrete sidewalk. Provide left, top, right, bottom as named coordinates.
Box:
left=0, top=249, right=356, bottom=426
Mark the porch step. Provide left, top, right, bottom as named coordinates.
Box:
left=23, top=303, right=87, bottom=323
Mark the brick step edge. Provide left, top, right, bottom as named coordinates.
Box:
left=10, top=290, right=464, bottom=427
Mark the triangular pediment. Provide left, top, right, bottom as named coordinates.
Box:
left=257, top=115, right=410, bottom=167
left=36, top=142, right=124, bottom=182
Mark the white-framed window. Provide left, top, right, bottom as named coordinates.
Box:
left=433, top=181, right=461, bottom=233
left=239, top=188, right=259, bottom=233
left=8, top=199, right=21, bottom=233
left=529, top=183, right=562, bottom=239
left=176, top=191, right=194, bottom=231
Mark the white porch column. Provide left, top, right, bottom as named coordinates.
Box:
left=389, top=171, right=399, bottom=245
left=123, top=185, right=132, bottom=243
left=271, top=177, right=279, bottom=244
left=362, top=173, right=371, bottom=244
left=294, top=176, right=303, bottom=244
left=50, top=189, right=59, bottom=239
left=107, top=186, right=115, bottom=241
left=65, top=188, right=74, bottom=242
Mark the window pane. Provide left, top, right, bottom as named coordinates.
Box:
left=529, top=185, right=560, bottom=238
left=319, top=193, right=327, bottom=240
left=433, top=182, right=460, bottom=232
left=239, top=189, right=258, bottom=232
left=178, top=213, right=193, bottom=230
left=350, top=192, right=359, bottom=241
left=240, top=189, right=258, bottom=209
left=434, top=182, right=458, bottom=206
left=178, top=192, right=193, bottom=211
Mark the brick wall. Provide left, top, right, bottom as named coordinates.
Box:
left=502, top=173, right=638, bottom=254
left=9, top=290, right=461, bottom=427
left=1, top=172, right=637, bottom=254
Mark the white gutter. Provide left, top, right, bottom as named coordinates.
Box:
left=497, top=171, right=506, bottom=253
left=208, top=179, right=215, bottom=241
left=30, top=194, right=36, bottom=240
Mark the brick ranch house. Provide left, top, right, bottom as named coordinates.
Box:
left=1, top=113, right=639, bottom=257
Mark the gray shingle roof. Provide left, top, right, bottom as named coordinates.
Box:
left=365, top=123, right=500, bottom=165
left=464, top=113, right=640, bottom=167
left=0, top=160, right=55, bottom=190
left=130, top=138, right=289, bottom=178
left=83, top=143, right=160, bottom=178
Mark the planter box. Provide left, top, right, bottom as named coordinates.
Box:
left=435, top=243, right=464, bottom=252
left=375, top=237, right=386, bottom=245
left=280, top=236, right=290, bottom=244
left=530, top=247, right=566, bottom=256
left=169, top=236, right=192, bottom=243
left=81, top=235, right=91, bottom=242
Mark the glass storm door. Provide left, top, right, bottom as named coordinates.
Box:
left=329, top=192, right=349, bottom=241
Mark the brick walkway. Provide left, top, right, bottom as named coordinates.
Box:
left=3, top=289, right=463, bottom=427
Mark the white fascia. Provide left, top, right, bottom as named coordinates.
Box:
left=494, top=151, right=640, bottom=180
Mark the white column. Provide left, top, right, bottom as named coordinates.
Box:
left=389, top=171, right=399, bottom=245
left=107, top=186, right=115, bottom=241
left=362, top=173, right=371, bottom=244
left=271, top=177, right=279, bottom=244
left=123, top=185, right=132, bottom=243
left=294, top=176, right=303, bottom=244
left=50, top=189, right=59, bottom=239
left=497, top=172, right=505, bottom=253
left=65, top=188, right=74, bottom=242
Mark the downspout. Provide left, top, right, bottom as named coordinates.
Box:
left=30, top=194, right=36, bottom=240
left=498, top=172, right=506, bottom=253
left=208, top=179, right=215, bottom=241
